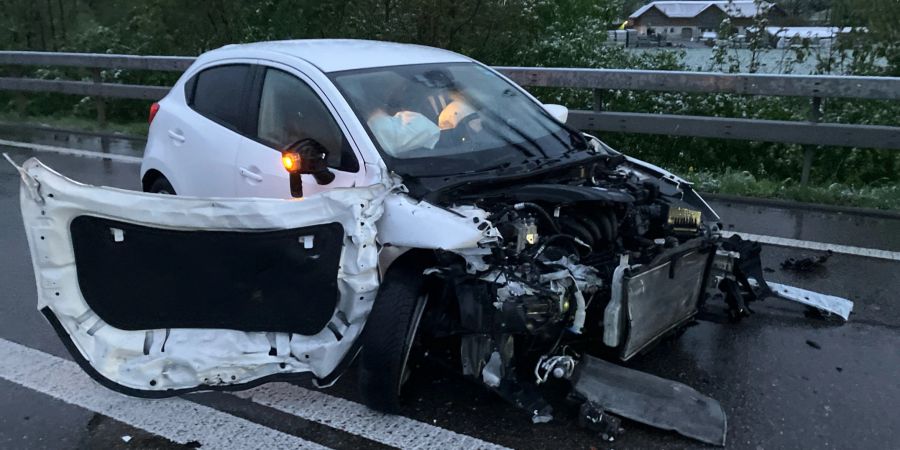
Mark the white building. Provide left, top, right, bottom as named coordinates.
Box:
left=628, top=1, right=788, bottom=40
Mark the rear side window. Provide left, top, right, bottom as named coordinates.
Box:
left=187, top=64, right=249, bottom=131
left=254, top=68, right=358, bottom=172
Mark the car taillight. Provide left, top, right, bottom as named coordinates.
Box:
left=148, top=102, right=160, bottom=124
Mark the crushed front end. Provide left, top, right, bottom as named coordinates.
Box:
left=406, top=140, right=853, bottom=446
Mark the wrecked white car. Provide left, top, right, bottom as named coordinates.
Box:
left=9, top=40, right=853, bottom=447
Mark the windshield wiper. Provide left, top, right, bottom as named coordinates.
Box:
left=564, top=124, right=590, bottom=152
left=462, top=94, right=547, bottom=159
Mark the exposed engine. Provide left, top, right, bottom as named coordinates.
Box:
left=394, top=139, right=852, bottom=445
left=419, top=149, right=726, bottom=423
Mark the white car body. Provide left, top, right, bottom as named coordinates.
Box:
left=141, top=39, right=560, bottom=200
left=139, top=39, right=576, bottom=271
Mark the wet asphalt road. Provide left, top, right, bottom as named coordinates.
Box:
left=0, top=136, right=898, bottom=449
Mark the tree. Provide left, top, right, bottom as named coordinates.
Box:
left=828, top=0, right=900, bottom=76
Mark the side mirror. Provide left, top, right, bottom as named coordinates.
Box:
left=543, top=104, right=569, bottom=124
left=282, top=139, right=336, bottom=186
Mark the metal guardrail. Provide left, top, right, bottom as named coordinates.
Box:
left=567, top=111, right=900, bottom=149
left=2, top=51, right=899, bottom=183
left=0, top=51, right=193, bottom=71
left=0, top=77, right=169, bottom=100
left=497, top=67, right=900, bottom=101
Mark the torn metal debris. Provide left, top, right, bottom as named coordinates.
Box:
left=781, top=250, right=833, bottom=272
left=573, top=355, right=727, bottom=446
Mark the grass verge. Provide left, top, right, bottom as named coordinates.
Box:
left=685, top=169, right=900, bottom=211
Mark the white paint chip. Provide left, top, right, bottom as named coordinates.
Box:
left=0, top=338, right=329, bottom=450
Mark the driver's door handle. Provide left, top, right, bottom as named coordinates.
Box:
left=239, top=167, right=263, bottom=182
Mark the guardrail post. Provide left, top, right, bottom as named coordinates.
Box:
left=14, top=92, right=28, bottom=117
left=11, top=68, right=28, bottom=117
left=592, top=89, right=604, bottom=112
left=91, top=68, right=107, bottom=128
left=801, top=96, right=822, bottom=185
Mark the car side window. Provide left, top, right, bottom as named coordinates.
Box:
left=187, top=64, right=249, bottom=131
left=255, top=68, right=358, bottom=172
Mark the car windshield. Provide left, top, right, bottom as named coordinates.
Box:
left=330, top=62, right=585, bottom=176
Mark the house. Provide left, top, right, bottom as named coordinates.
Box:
left=628, top=1, right=788, bottom=41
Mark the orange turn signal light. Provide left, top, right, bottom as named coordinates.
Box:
left=282, top=152, right=301, bottom=172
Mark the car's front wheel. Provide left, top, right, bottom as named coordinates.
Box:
left=358, top=258, right=430, bottom=413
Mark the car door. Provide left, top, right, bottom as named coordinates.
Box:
left=13, top=156, right=385, bottom=396
left=173, top=62, right=253, bottom=197
left=235, top=64, right=362, bottom=199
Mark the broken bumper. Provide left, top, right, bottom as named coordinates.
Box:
left=606, top=235, right=854, bottom=363
left=573, top=355, right=727, bottom=446
left=574, top=235, right=854, bottom=446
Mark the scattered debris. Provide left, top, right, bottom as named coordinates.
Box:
left=806, top=339, right=822, bottom=350
left=121, top=435, right=132, bottom=443
left=781, top=251, right=833, bottom=272
left=836, top=367, right=843, bottom=372
left=578, top=402, right=622, bottom=441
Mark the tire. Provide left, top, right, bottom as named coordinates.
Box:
left=148, top=177, right=176, bottom=195
left=358, top=259, right=430, bottom=413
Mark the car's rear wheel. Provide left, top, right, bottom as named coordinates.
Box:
left=358, top=258, right=430, bottom=413
left=148, top=177, right=176, bottom=195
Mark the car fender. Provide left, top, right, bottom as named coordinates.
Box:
left=376, top=194, right=495, bottom=250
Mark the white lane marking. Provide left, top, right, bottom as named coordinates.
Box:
left=0, top=338, right=329, bottom=450
left=3, top=139, right=897, bottom=263
left=0, top=138, right=143, bottom=164
left=721, top=231, right=900, bottom=262
left=234, top=383, right=512, bottom=450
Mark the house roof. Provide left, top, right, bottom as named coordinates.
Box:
left=629, top=1, right=775, bottom=20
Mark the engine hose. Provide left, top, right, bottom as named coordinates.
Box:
left=592, top=211, right=613, bottom=243
left=560, top=217, right=594, bottom=247
left=590, top=210, right=615, bottom=243
left=533, top=234, right=579, bottom=258
left=606, top=210, right=618, bottom=240
left=574, top=215, right=603, bottom=245
left=514, top=202, right=562, bottom=234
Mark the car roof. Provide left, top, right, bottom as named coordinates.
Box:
left=209, top=39, right=472, bottom=73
